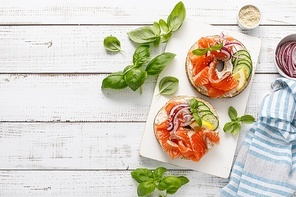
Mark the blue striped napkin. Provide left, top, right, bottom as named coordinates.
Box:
left=216, top=77, right=296, bottom=197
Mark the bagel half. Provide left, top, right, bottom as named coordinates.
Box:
left=154, top=95, right=220, bottom=162
left=185, top=35, right=253, bottom=98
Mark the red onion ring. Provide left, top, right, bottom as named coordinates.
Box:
left=167, top=106, right=191, bottom=133
left=275, top=40, right=296, bottom=78
left=167, top=103, right=189, bottom=131
left=224, top=41, right=242, bottom=48
left=221, top=46, right=232, bottom=61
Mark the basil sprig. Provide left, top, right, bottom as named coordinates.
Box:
left=131, top=167, right=189, bottom=197
left=101, top=45, right=175, bottom=92
left=189, top=98, right=202, bottom=127
left=127, top=1, right=186, bottom=46
left=192, top=43, right=223, bottom=56
left=223, top=106, right=255, bottom=135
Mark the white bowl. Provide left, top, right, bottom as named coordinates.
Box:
left=274, top=34, right=296, bottom=80
left=237, top=5, right=261, bottom=30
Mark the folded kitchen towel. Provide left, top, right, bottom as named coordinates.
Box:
left=216, top=77, right=296, bottom=197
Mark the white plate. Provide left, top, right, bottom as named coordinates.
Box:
left=139, top=19, right=261, bottom=178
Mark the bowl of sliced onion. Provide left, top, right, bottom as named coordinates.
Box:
left=274, top=34, right=296, bottom=80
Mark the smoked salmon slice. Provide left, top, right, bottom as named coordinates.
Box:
left=193, top=66, right=209, bottom=86
left=191, top=59, right=238, bottom=98
left=208, top=60, right=238, bottom=91
left=188, top=51, right=214, bottom=75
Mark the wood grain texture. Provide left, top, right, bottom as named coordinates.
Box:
left=0, top=0, right=294, bottom=196
left=0, top=74, right=279, bottom=122
left=0, top=122, right=251, bottom=169
left=0, top=0, right=295, bottom=25
left=0, top=170, right=227, bottom=197
left=0, top=25, right=294, bottom=74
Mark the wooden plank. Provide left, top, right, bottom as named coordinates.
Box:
left=0, top=121, right=252, bottom=169
left=0, top=122, right=154, bottom=169
left=0, top=74, right=155, bottom=122
left=0, top=25, right=294, bottom=74
left=0, top=73, right=279, bottom=122
left=0, top=170, right=227, bottom=196
left=0, top=0, right=295, bottom=25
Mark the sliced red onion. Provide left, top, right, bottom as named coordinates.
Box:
left=275, top=41, right=296, bottom=78
left=180, top=114, right=194, bottom=127
left=167, top=103, right=189, bottom=131
left=168, top=103, right=189, bottom=119
left=221, top=46, right=232, bottom=61
left=224, top=41, right=243, bottom=48
left=168, top=106, right=191, bottom=133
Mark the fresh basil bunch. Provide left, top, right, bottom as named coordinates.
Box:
left=127, top=1, right=186, bottom=47
left=102, top=1, right=185, bottom=93
left=101, top=45, right=175, bottom=92
left=131, top=167, right=189, bottom=197
left=223, top=106, right=255, bottom=135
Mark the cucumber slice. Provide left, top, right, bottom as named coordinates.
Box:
left=199, top=110, right=212, bottom=117
left=234, top=49, right=251, bottom=58
left=201, top=114, right=219, bottom=130
left=233, top=63, right=252, bottom=79
left=236, top=59, right=252, bottom=67
left=232, top=50, right=252, bottom=66
left=198, top=104, right=210, bottom=111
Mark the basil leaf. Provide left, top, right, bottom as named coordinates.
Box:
left=133, top=45, right=150, bottom=67
left=223, top=121, right=235, bottom=133
left=137, top=181, right=155, bottom=196
left=210, top=43, right=223, bottom=51
left=103, top=36, right=122, bottom=52
left=178, top=176, right=189, bottom=186
left=159, top=19, right=169, bottom=33
left=167, top=1, right=186, bottom=32
left=158, top=76, right=179, bottom=95
left=101, top=72, right=127, bottom=89
left=189, top=98, right=198, bottom=109
left=158, top=176, right=181, bottom=192
left=153, top=167, right=167, bottom=179
left=239, top=115, right=255, bottom=124
left=167, top=186, right=181, bottom=194
left=192, top=48, right=208, bottom=56
left=160, top=32, right=172, bottom=43
left=228, top=106, right=238, bottom=121
left=145, top=52, right=176, bottom=75
left=153, top=36, right=161, bottom=48
left=232, top=121, right=242, bottom=135
left=153, top=22, right=161, bottom=36
left=131, top=168, right=153, bottom=183
left=127, top=26, right=157, bottom=44
left=193, top=113, right=202, bottom=127
left=123, top=65, right=135, bottom=74
left=192, top=43, right=223, bottom=56
left=124, top=68, right=147, bottom=91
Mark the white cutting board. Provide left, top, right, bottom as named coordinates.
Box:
left=139, top=19, right=261, bottom=178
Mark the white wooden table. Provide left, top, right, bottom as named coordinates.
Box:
left=0, top=0, right=295, bottom=196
